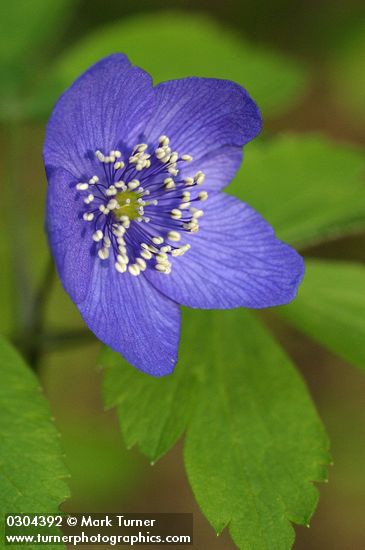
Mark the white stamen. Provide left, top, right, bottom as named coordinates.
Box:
left=128, top=264, right=141, bottom=276
left=191, top=208, right=204, bottom=219
left=83, top=212, right=94, bottom=221
left=136, top=258, right=147, bottom=270
left=84, top=194, right=94, bottom=204
left=115, top=180, right=126, bottom=189
left=98, top=248, right=109, bottom=260
left=128, top=179, right=140, bottom=190
left=115, top=262, right=127, bottom=273
left=170, top=209, right=182, bottom=220
left=152, top=236, right=164, bottom=245
left=184, top=177, right=194, bottom=186
left=76, top=183, right=89, bottom=191
left=195, top=171, right=205, bottom=184
left=92, top=230, right=103, bottom=242
left=141, top=250, right=153, bottom=260
left=168, top=231, right=181, bottom=242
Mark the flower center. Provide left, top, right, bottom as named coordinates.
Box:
left=75, top=136, right=207, bottom=277
left=113, top=189, right=143, bottom=221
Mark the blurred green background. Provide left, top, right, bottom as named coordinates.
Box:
left=0, top=0, right=364, bottom=549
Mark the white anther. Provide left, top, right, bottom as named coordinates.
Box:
left=159, top=135, right=170, bottom=146
left=161, top=245, right=172, bottom=253
left=195, top=171, right=205, bottom=184
left=89, top=176, right=99, bottom=184
left=136, top=258, right=147, bottom=271
left=155, top=263, right=169, bottom=273
left=115, top=262, right=127, bottom=273
left=83, top=212, right=94, bottom=221
left=99, top=205, right=110, bottom=216
left=156, top=252, right=169, bottom=263
left=191, top=208, right=204, bottom=219
left=170, top=152, right=179, bottom=164
left=112, top=225, right=126, bottom=237
left=198, top=191, right=208, bottom=201
left=103, top=236, right=111, bottom=248
left=128, top=179, right=140, bottom=190
left=179, top=202, right=191, bottom=209
left=117, top=254, right=129, bottom=265
left=128, top=264, right=141, bottom=276
left=114, top=161, right=125, bottom=170
left=106, top=185, right=117, bottom=196
left=164, top=178, right=176, bottom=190
left=184, top=220, right=199, bottom=232
left=95, top=150, right=105, bottom=162
left=118, top=245, right=127, bottom=254
left=136, top=143, right=148, bottom=152
left=171, top=244, right=190, bottom=257
left=152, top=236, right=164, bottom=245
left=115, top=181, right=126, bottom=189
left=114, top=150, right=122, bottom=158
left=107, top=199, right=118, bottom=210
left=182, top=192, right=191, bottom=202
left=155, top=147, right=166, bottom=159
left=168, top=231, right=181, bottom=242
left=168, top=167, right=179, bottom=176
left=141, top=250, right=153, bottom=260
left=184, top=177, right=194, bottom=186
left=170, top=209, right=182, bottom=220
left=84, top=194, right=94, bottom=204
left=98, top=247, right=109, bottom=260
left=76, top=183, right=89, bottom=191
left=92, top=230, right=103, bottom=242
left=181, top=154, right=193, bottom=162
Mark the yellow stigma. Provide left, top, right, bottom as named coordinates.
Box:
left=113, top=190, right=142, bottom=221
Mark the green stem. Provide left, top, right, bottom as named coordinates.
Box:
left=5, top=123, right=33, bottom=335
left=21, top=258, right=56, bottom=370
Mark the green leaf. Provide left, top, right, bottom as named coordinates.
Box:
left=328, top=21, right=365, bottom=126
left=103, top=346, right=198, bottom=463
left=0, top=0, right=74, bottom=121
left=0, top=336, right=70, bottom=516
left=228, top=135, right=365, bottom=247
left=102, top=309, right=330, bottom=549
left=278, top=259, right=365, bottom=372
left=0, top=0, right=72, bottom=65
left=44, top=12, right=307, bottom=119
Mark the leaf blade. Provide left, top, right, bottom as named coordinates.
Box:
left=0, top=336, right=70, bottom=518
left=102, top=309, right=330, bottom=549
left=228, top=135, right=365, bottom=247
left=277, top=259, right=365, bottom=372
left=183, top=310, right=329, bottom=550
left=42, top=12, right=307, bottom=119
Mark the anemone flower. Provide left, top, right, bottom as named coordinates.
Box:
left=44, top=54, right=304, bottom=376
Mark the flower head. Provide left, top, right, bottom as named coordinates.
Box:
left=44, top=54, right=304, bottom=376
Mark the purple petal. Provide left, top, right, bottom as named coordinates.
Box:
left=46, top=167, right=94, bottom=303
left=143, top=77, right=262, bottom=190
left=145, top=193, right=305, bottom=309
left=79, top=263, right=181, bottom=377
left=47, top=168, right=180, bottom=377
left=43, top=54, right=155, bottom=178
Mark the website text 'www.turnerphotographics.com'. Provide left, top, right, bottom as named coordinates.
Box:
left=4, top=513, right=193, bottom=546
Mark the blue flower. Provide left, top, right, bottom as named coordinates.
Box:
left=44, top=54, right=304, bottom=377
